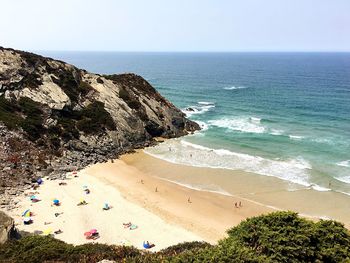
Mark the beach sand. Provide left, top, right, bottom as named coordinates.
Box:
left=7, top=150, right=349, bottom=251
left=6, top=151, right=275, bottom=250
left=6, top=167, right=202, bottom=251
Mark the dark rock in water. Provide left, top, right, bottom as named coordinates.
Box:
left=0, top=211, right=16, bottom=244
left=186, top=107, right=195, bottom=112
left=0, top=47, right=200, bottom=208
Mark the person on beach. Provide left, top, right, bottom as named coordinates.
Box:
left=103, top=203, right=111, bottom=210
left=188, top=197, right=192, bottom=203
left=77, top=200, right=87, bottom=206
left=155, top=187, right=158, bottom=192
left=234, top=202, right=238, bottom=208
left=239, top=201, right=242, bottom=207
left=141, top=179, right=144, bottom=184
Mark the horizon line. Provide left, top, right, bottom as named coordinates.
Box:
left=35, top=50, right=350, bottom=53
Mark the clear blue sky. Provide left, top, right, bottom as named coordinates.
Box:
left=1, top=0, right=349, bottom=52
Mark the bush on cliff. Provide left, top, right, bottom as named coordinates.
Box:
left=0, top=212, right=349, bottom=263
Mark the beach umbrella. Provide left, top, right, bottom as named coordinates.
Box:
left=37, top=178, right=43, bottom=185
left=22, top=209, right=31, bottom=217
left=90, top=229, right=97, bottom=234
left=43, top=228, right=52, bottom=235
left=53, top=199, right=60, bottom=205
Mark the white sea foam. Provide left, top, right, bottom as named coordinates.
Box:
left=182, top=102, right=215, bottom=117
left=270, top=129, right=284, bottom=136
left=145, top=139, right=316, bottom=188
left=311, top=138, right=333, bottom=145
left=336, top=160, right=350, bottom=168
left=310, top=184, right=331, bottom=192
left=208, top=117, right=266, bottom=134
left=223, top=86, right=247, bottom=90
left=250, top=117, right=261, bottom=123
left=289, top=135, right=304, bottom=140
left=335, top=176, right=350, bottom=184
left=198, top=101, right=215, bottom=105
left=194, top=121, right=209, bottom=132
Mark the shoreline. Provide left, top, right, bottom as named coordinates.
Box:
left=4, top=148, right=350, bottom=250
left=122, top=151, right=350, bottom=228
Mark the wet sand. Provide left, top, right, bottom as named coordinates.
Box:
left=122, top=151, right=350, bottom=228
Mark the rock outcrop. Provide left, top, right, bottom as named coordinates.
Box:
left=0, top=47, right=199, bottom=208
left=0, top=211, right=15, bottom=244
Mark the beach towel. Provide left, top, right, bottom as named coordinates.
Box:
left=130, top=224, right=138, bottom=230
left=43, top=228, right=52, bottom=236
left=23, top=217, right=32, bottom=225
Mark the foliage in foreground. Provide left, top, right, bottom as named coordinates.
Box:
left=1, top=211, right=349, bottom=263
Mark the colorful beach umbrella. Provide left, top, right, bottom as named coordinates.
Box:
left=22, top=209, right=31, bottom=217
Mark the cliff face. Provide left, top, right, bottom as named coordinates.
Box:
left=0, top=47, right=199, bottom=207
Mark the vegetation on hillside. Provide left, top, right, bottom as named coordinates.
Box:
left=0, top=95, right=116, bottom=151
left=1, top=211, right=349, bottom=262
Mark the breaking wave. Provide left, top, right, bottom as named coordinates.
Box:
left=182, top=102, right=215, bottom=117
left=208, top=117, right=266, bottom=134
left=336, top=160, right=350, bottom=168
left=144, top=139, right=318, bottom=189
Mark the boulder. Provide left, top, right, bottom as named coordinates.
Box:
left=0, top=211, right=15, bottom=244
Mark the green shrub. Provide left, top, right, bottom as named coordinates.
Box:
left=0, top=96, right=22, bottom=129
left=78, top=81, right=94, bottom=96
left=18, top=97, right=44, bottom=140
left=219, top=211, right=350, bottom=262
left=77, top=101, right=116, bottom=133
left=0, top=96, right=45, bottom=140
left=51, top=70, right=80, bottom=103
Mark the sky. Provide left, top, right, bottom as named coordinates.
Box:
left=0, top=0, right=349, bottom=52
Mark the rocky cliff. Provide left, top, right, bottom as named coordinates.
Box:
left=0, top=47, right=199, bottom=208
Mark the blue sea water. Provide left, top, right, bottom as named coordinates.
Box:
left=42, top=52, right=350, bottom=194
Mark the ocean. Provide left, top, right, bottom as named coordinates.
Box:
left=42, top=52, right=350, bottom=196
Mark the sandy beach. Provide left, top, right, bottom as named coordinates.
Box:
left=6, top=149, right=350, bottom=251
left=6, top=168, right=202, bottom=251
left=6, top=151, right=276, bottom=250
